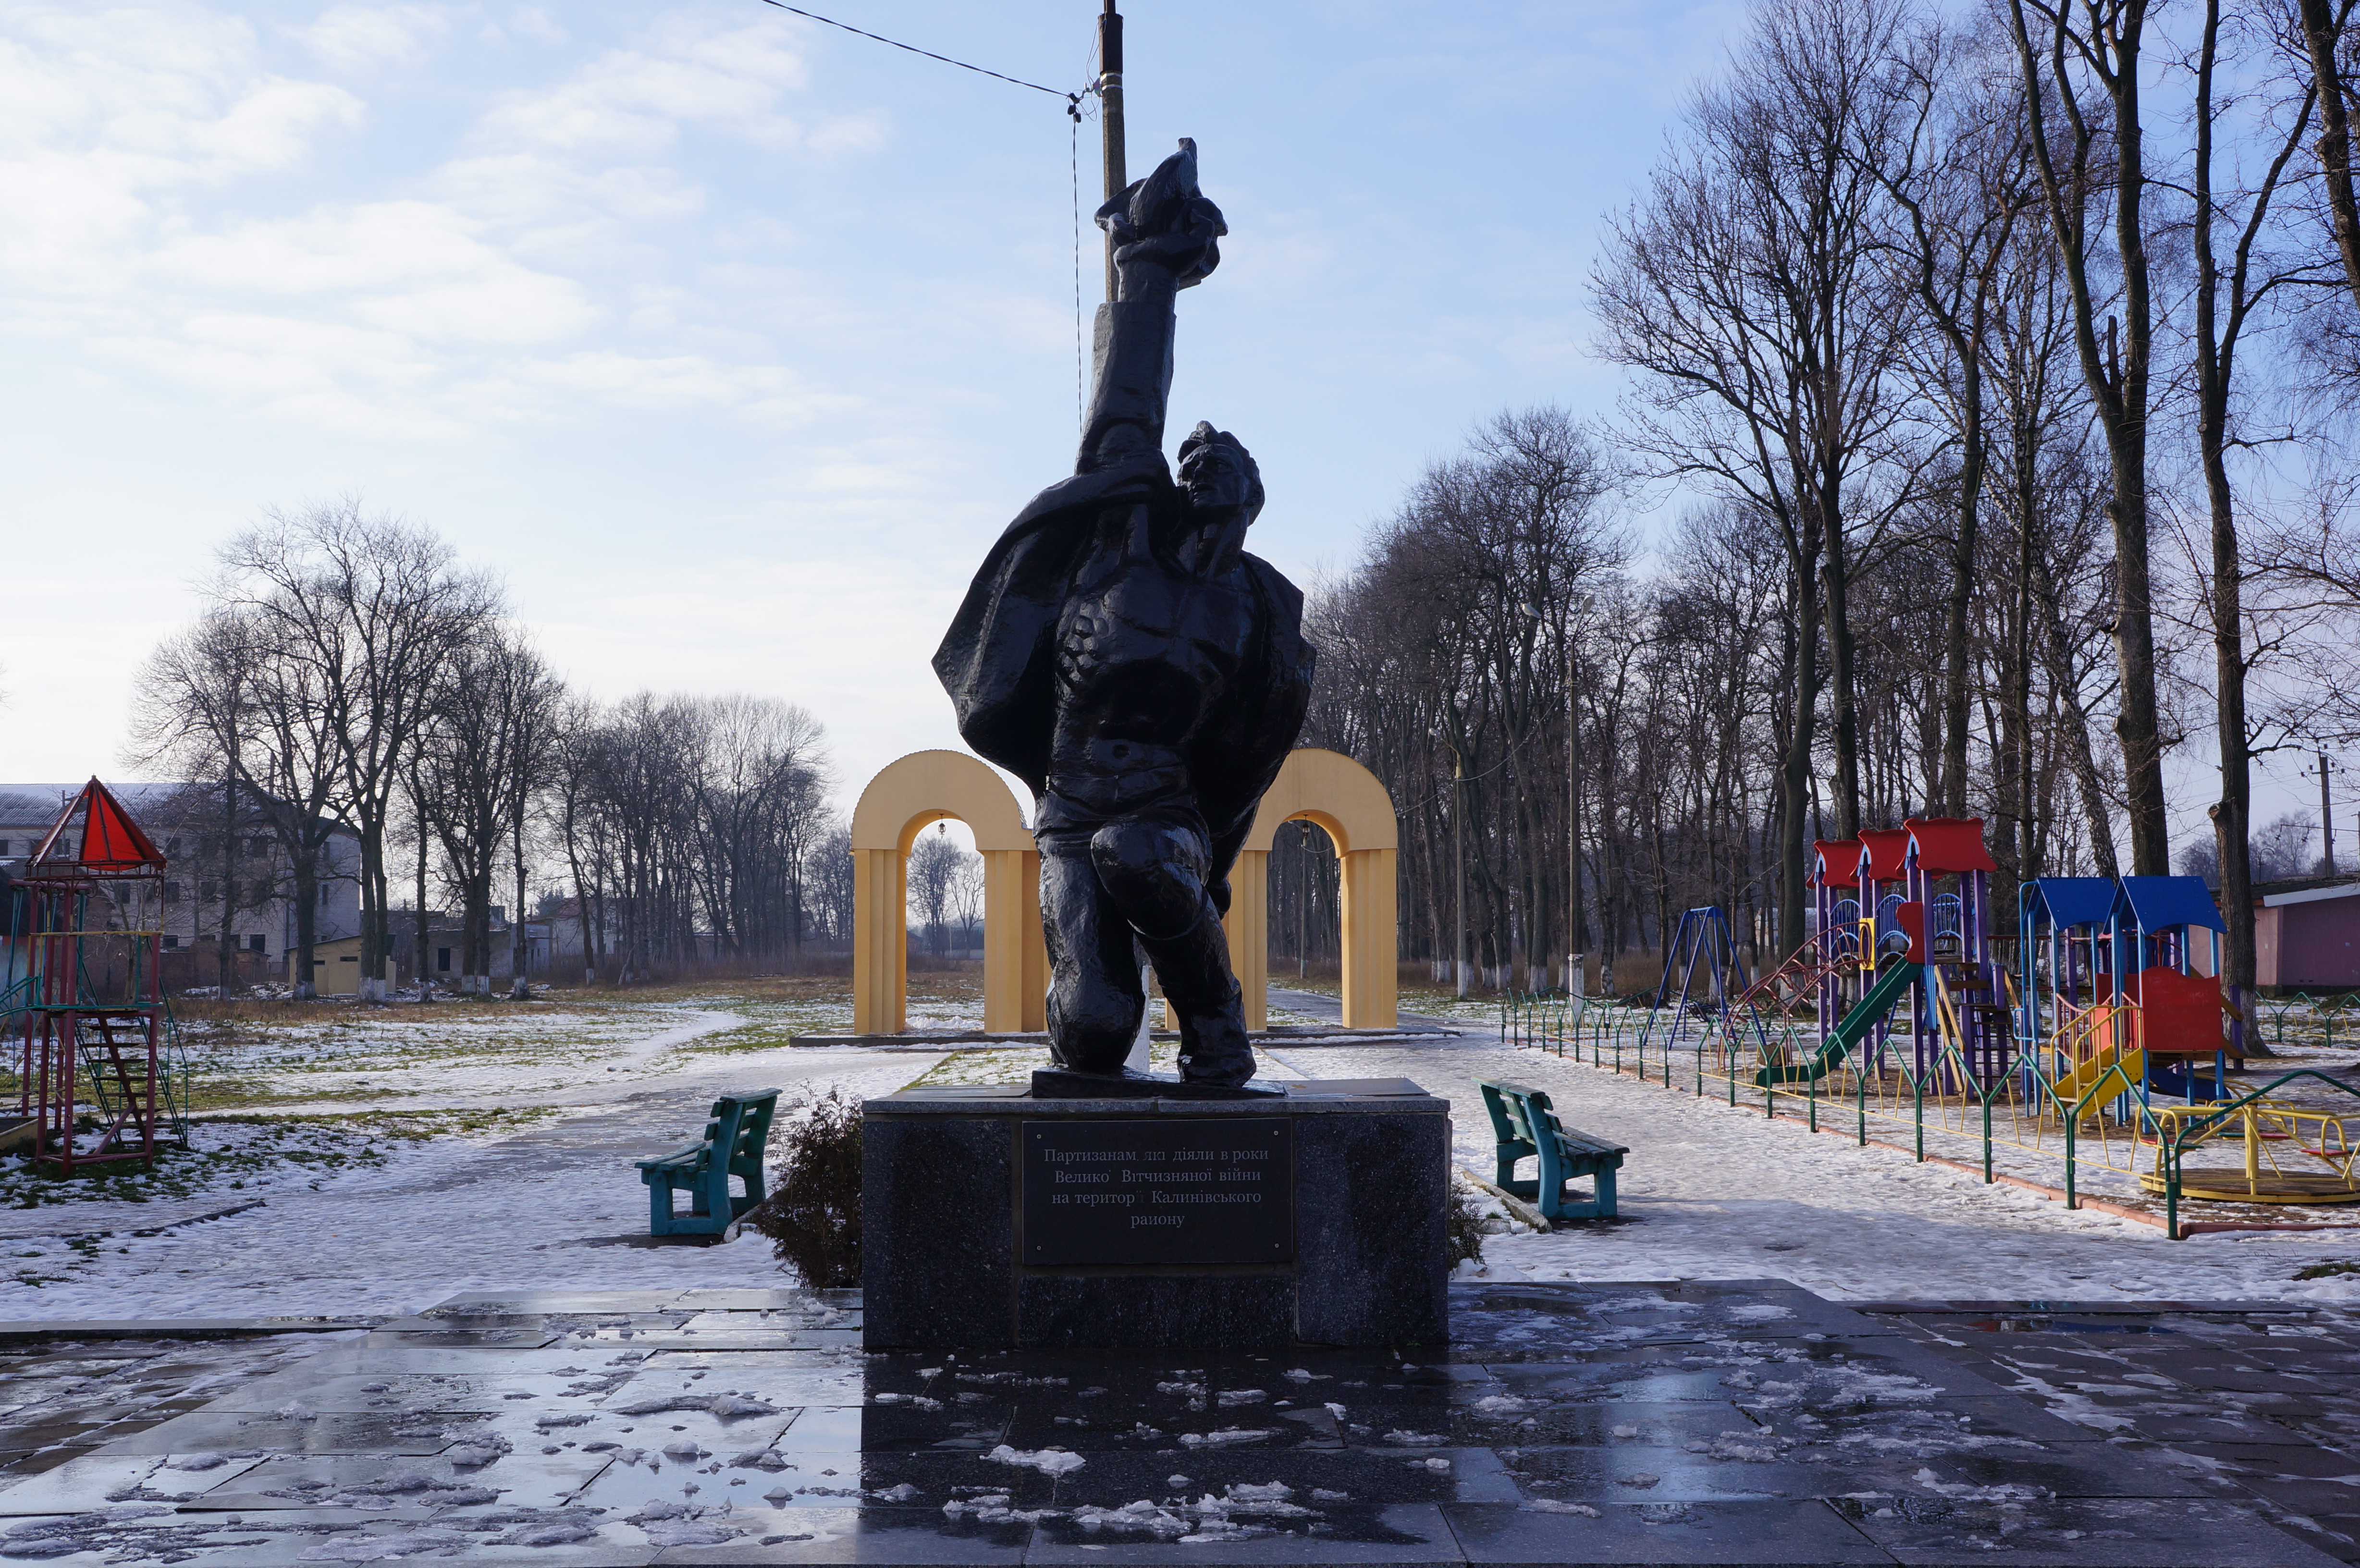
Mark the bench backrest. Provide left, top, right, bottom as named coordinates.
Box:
left=723, top=1089, right=782, bottom=1176
left=1478, top=1078, right=1562, bottom=1150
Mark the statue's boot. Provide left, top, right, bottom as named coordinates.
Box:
left=1139, top=913, right=1256, bottom=1087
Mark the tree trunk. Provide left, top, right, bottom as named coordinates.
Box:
left=512, top=801, right=530, bottom=999
left=2299, top=0, right=2360, bottom=316
left=1820, top=408, right=1861, bottom=841
left=2008, top=0, right=2167, bottom=873
left=1942, top=329, right=1985, bottom=818
left=358, top=824, right=388, bottom=1002
left=218, top=783, right=237, bottom=994
left=1780, top=566, right=1822, bottom=957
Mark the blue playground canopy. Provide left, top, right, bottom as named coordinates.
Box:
left=2023, top=877, right=2118, bottom=931
left=2114, top=875, right=2226, bottom=935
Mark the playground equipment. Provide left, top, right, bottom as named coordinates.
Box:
left=1501, top=814, right=2360, bottom=1232
left=1633, top=906, right=1746, bottom=1068
left=6, top=780, right=189, bottom=1173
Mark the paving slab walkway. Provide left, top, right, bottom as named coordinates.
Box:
left=1, top=1282, right=2352, bottom=1566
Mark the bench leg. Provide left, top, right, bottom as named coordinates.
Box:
left=649, top=1181, right=675, bottom=1237
left=1534, top=1143, right=1565, bottom=1221
left=1594, top=1165, right=1618, bottom=1220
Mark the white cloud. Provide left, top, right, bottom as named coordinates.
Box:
left=468, top=15, right=809, bottom=159
left=0, top=11, right=359, bottom=185
left=0, top=3, right=893, bottom=436
left=297, top=3, right=452, bottom=74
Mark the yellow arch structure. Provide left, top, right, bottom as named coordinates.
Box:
left=1228, top=748, right=1399, bottom=1030
left=850, top=750, right=1047, bottom=1035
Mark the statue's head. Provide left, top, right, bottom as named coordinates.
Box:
left=1168, top=422, right=1261, bottom=577
left=1177, top=421, right=1263, bottom=529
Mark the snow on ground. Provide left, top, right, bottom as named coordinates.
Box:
left=1264, top=1038, right=2360, bottom=1307
left=9, top=1029, right=948, bottom=1322
left=11, top=976, right=2360, bottom=1326
left=171, top=990, right=869, bottom=1115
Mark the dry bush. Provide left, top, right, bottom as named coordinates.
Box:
left=1447, top=1185, right=1487, bottom=1268
left=746, top=1089, right=862, bottom=1287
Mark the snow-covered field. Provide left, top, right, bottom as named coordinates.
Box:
left=6, top=980, right=2359, bottom=1324
left=1262, top=1037, right=2360, bottom=1308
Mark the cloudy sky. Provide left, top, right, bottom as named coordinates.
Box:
left=0, top=0, right=1741, bottom=799
left=0, top=0, right=2313, bottom=847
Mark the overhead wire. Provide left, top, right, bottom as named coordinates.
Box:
left=751, top=0, right=1080, bottom=103
left=747, top=0, right=1100, bottom=416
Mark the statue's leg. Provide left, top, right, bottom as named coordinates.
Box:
left=1038, top=830, right=1144, bottom=1073
left=1089, top=818, right=1255, bottom=1087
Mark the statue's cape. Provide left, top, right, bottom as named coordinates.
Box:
left=931, top=453, right=1314, bottom=892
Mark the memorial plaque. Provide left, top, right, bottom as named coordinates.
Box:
left=1021, top=1118, right=1291, bottom=1267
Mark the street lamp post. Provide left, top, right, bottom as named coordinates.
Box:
left=1527, top=594, right=1595, bottom=996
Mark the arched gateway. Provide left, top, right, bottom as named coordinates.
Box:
left=848, top=747, right=1398, bottom=1035
left=849, top=751, right=1046, bottom=1035
left=1230, top=748, right=1399, bottom=1030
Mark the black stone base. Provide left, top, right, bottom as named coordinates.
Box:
left=862, top=1079, right=1449, bottom=1350
left=1028, top=1066, right=1286, bottom=1100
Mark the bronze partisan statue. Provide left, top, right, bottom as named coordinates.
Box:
left=933, top=140, right=1313, bottom=1093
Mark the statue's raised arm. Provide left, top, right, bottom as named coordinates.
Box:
left=1078, top=139, right=1227, bottom=473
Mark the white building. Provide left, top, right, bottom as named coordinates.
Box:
left=0, top=783, right=363, bottom=975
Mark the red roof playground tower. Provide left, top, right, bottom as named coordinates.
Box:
left=8, top=780, right=185, bottom=1173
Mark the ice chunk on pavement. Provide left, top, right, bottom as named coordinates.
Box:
left=1178, top=1429, right=1271, bottom=1448
left=985, top=1444, right=1085, bottom=1475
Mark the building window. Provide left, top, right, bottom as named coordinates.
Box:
left=199, top=881, right=217, bottom=902
left=318, top=883, right=332, bottom=907
left=248, top=838, right=270, bottom=858
left=162, top=935, right=179, bottom=949
left=248, top=935, right=266, bottom=953
left=0, top=840, right=11, bottom=856
left=163, top=882, right=182, bottom=903
left=165, top=836, right=180, bottom=856
left=437, top=947, right=452, bottom=973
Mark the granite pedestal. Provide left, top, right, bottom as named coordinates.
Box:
left=860, top=1078, right=1449, bottom=1351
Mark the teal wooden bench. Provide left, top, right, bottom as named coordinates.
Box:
left=636, top=1089, right=781, bottom=1237
left=1477, top=1078, right=1627, bottom=1222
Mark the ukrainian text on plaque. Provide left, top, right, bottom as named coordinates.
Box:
left=1020, top=1118, right=1292, bottom=1266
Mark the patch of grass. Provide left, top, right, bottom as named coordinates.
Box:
left=2296, top=1260, right=2360, bottom=1280
left=0, top=1106, right=554, bottom=1211
left=0, top=1127, right=396, bottom=1209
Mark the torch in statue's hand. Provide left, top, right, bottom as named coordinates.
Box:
left=1096, top=138, right=1227, bottom=295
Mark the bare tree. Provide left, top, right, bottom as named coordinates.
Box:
left=1594, top=0, right=1918, bottom=953
left=133, top=607, right=345, bottom=995
left=416, top=628, right=564, bottom=994
left=2184, top=0, right=2323, bottom=1036
left=216, top=501, right=497, bottom=1001
left=907, top=827, right=967, bottom=960
left=2005, top=0, right=2173, bottom=873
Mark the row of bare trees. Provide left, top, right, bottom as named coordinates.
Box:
left=136, top=503, right=848, bottom=994
left=1309, top=0, right=2360, bottom=1006
left=545, top=691, right=837, bottom=981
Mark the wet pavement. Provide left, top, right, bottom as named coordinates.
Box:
left=0, top=1281, right=2352, bottom=1564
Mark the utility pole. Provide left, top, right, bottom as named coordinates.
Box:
left=1454, top=749, right=1469, bottom=1001
left=1566, top=659, right=1580, bottom=996
left=1296, top=822, right=1308, bottom=980
left=2305, top=752, right=2342, bottom=876
left=1565, top=592, right=1593, bottom=995
left=1098, top=0, right=1126, bottom=303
